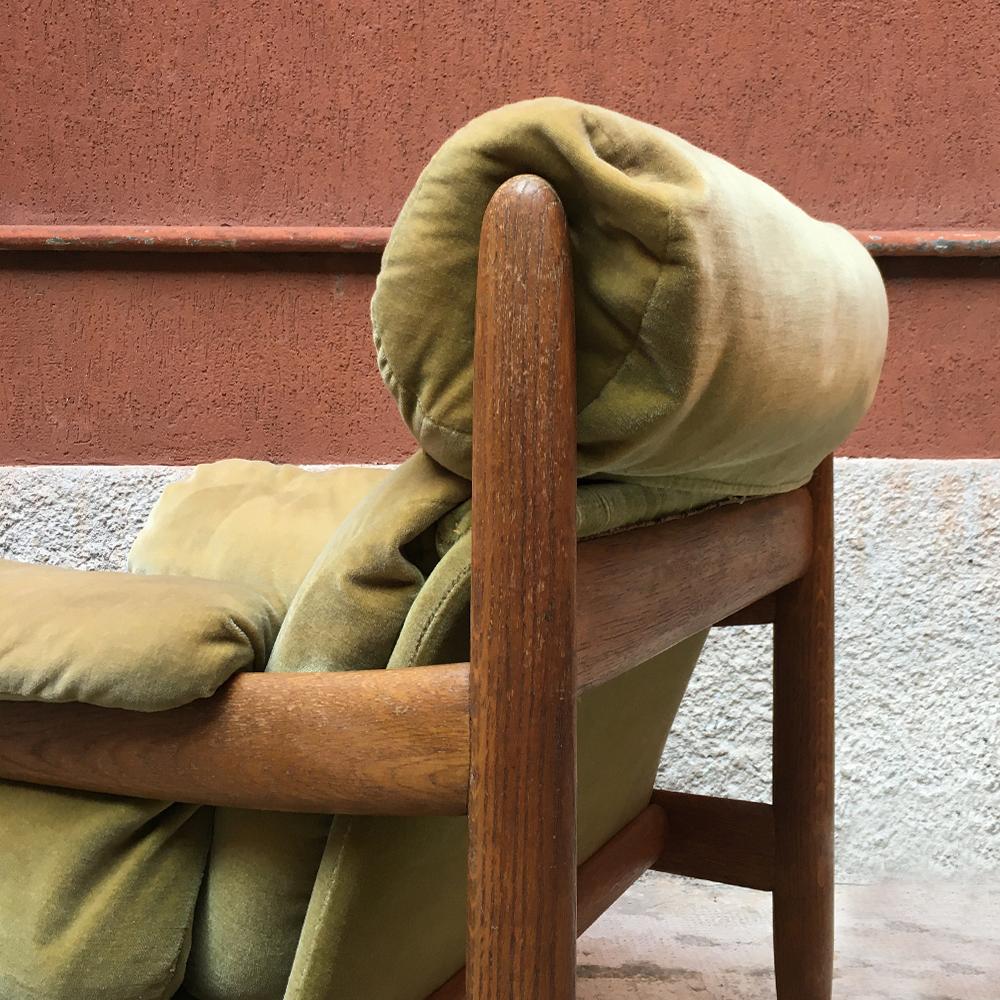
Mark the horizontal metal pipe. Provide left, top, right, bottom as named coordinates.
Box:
left=0, top=224, right=393, bottom=254
left=855, top=229, right=1000, bottom=257
left=1, top=224, right=998, bottom=257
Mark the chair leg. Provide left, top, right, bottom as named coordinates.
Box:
left=466, top=175, right=578, bottom=1000
left=772, top=455, right=835, bottom=999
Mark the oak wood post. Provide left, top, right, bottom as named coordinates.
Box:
left=772, top=454, right=835, bottom=999
left=467, top=175, right=577, bottom=1000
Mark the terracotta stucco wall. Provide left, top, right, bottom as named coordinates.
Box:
left=2, top=0, right=997, bottom=463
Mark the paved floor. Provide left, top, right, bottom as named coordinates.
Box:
left=578, top=874, right=999, bottom=999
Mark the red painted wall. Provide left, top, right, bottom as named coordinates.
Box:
left=2, top=1, right=997, bottom=463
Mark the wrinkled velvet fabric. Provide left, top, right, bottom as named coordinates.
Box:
left=130, top=461, right=391, bottom=618
left=374, top=97, right=887, bottom=490
left=0, top=560, right=282, bottom=1000
left=0, top=789, right=212, bottom=1000
left=0, top=559, right=281, bottom=710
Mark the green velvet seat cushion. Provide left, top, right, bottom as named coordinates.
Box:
left=0, top=560, right=278, bottom=1000
left=0, top=559, right=281, bottom=711
left=0, top=786, right=211, bottom=1000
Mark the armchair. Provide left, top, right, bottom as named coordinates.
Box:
left=0, top=175, right=835, bottom=999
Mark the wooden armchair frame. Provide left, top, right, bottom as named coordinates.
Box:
left=0, top=176, right=834, bottom=1000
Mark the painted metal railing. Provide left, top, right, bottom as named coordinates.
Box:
left=0, top=225, right=998, bottom=257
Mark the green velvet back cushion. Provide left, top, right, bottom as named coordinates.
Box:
left=125, top=458, right=715, bottom=1000
left=282, top=478, right=711, bottom=1000
left=130, top=460, right=392, bottom=617
left=373, top=97, right=887, bottom=491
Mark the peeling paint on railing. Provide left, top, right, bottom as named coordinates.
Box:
left=1, top=225, right=999, bottom=257
left=0, top=225, right=394, bottom=254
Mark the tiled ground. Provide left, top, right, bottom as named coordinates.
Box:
left=578, top=874, right=999, bottom=999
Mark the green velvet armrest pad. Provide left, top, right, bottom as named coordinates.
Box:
left=0, top=559, right=281, bottom=711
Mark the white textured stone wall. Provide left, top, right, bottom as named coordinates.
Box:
left=660, top=459, right=999, bottom=880
left=1, top=458, right=997, bottom=880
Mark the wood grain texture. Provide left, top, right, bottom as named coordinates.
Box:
left=772, top=455, right=835, bottom=999
left=650, top=789, right=775, bottom=891
left=429, top=805, right=667, bottom=1000
left=0, top=666, right=470, bottom=815
left=467, top=176, right=578, bottom=1000
left=575, top=489, right=813, bottom=692
left=715, top=594, right=777, bottom=626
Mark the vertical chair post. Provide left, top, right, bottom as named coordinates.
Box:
left=772, top=454, right=835, bottom=999
left=467, top=175, right=578, bottom=1000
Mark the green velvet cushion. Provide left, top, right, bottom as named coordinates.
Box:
left=0, top=786, right=211, bottom=1000
left=129, top=460, right=391, bottom=616
left=373, top=96, right=887, bottom=491
left=0, top=559, right=281, bottom=711
left=0, top=560, right=280, bottom=999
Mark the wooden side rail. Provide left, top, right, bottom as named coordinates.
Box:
left=0, top=666, right=471, bottom=815
left=651, top=789, right=776, bottom=891
left=576, top=488, right=812, bottom=691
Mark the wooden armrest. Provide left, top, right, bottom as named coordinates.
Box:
left=0, top=665, right=470, bottom=815
left=0, top=478, right=804, bottom=815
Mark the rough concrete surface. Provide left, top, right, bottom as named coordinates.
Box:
left=659, top=458, right=999, bottom=880
left=578, top=873, right=1000, bottom=999
left=1, top=457, right=997, bottom=880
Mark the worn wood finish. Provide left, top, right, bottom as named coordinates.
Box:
left=650, top=789, right=776, bottom=891
left=429, top=805, right=668, bottom=1000
left=575, top=490, right=812, bottom=692
left=772, top=455, right=836, bottom=999
left=715, top=594, right=777, bottom=627
left=467, top=175, right=578, bottom=1000
left=0, top=666, right=470, bottom=815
